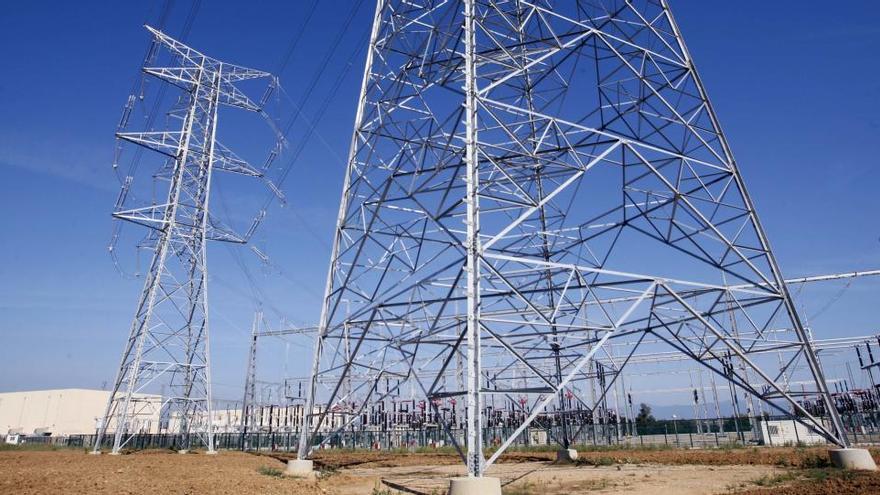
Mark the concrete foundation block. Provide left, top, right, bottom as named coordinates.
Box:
left=448, top=477, right=502, bottom=495
left=829, top=448, right=877, bottom=471
left=177, top=449, right=189, bottom=455
left=205, top=450, right=218, bottom=455
left=285, top=459, right=315, bottom=477
left=556, top=448, right=579, bottom=463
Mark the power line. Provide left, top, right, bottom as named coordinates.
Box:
left=273, top=0, right=320, bottom=76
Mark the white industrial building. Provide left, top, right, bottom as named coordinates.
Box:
left=0, top=388, right=161, bottom=437
left=0, top=388, right=350, bottom=440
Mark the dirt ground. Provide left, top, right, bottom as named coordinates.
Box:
left=301, top=445, right=860, bottom=469
left=327, top=462, right=785, bottom=495
left=1, top=447, right=879, bottom=494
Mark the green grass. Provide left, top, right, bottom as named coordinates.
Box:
left=750, top=471, right=799, bottom=487
left=738, top=468, right=859, bottom=492
left=576, top=455, right=615, bottom=467
left=0, top=443, right=71, bottom=451
left=257, top=466, right=285, bottom=478
left=370, top=484, right=396, bottom=495
left=802, top=468, right=857, bottom=483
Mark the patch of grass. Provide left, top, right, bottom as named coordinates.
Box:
left=798, top=451, right=831, bottom=469
left=751, top=471, right=798, bottom=487
left=493, top=444, right=559, bottom=454
left=370, top=483, right=396, bottom=495
left=257, top=466, right=285, bottom=478
left=574, top=443, right=674, bottom=453
left=0, top=443, right=68, bottom=451
left=573, top=478, right=616, bottom=491
left=804, top=468, right=857, bottom=483
left=504, top=480, right=539, bottom=495
left=576, top=455, right=615, bottom=467
left=320, top=464, right=339, bottom=477
left=741, top=468, right=858, bottom=492
left=316, top=444, right=461, bottom=456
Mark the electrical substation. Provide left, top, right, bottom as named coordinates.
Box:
left=3, top=1, right=880, bottom=494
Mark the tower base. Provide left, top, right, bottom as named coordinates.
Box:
left=285, top=459, right=315, bottom=477
left=448, top=477, right=502, bottom=495
left=829, top=449, right=877, bottom=470
left=556, top=449, right=579, bottom=463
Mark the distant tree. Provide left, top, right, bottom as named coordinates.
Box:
left=723, top=414, right=751, bottom=432
left=635, top=403, right=656, bottom=425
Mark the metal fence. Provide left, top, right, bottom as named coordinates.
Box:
left=26, top=413, right=880, bottom=452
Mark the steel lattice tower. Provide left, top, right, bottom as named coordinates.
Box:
left=95, top=26, right=274, bottom=454
left=298, top=0, right=849, bottom=477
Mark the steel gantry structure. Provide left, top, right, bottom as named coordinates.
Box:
left=94, top=26, right=277, bottom=454
left=297, top=0, right=851, bottom=478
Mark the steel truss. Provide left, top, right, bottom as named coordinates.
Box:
left=95, top=26, right=274, bottom=454
left=299, top=0, right=850, bottom=477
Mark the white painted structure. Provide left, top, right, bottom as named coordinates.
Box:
left=758, top=419, right=828, bottom=446
left=0, top=389, right=160, bottom=437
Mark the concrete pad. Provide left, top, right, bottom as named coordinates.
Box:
left=177, top=450, right=189, bottom=455
left=829, top=448, right=878, bottom=470
left=448, top=476, right=502, bottom=495
left=285, top=459, right=315, bottom=478
left=88, top=450, right=102, bottom=455
left=556, top=448, right=579, bottom=463
left=205, top=450, right=218, bottom=455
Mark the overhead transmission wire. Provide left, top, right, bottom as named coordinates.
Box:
left=809, top=279, right=854, bottom=321
left=229, top=0, right=370, bottom=316
left=273, top=0, right=320, bottom=76
left=233, top=36, right=368, bottom=319
left=213, top=185, right=289, bottom=321
left=193, top=0, right=370, bottom=355
left=256, top=0, right=367, bottom=214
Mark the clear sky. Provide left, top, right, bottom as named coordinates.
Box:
left=1, top=1, right=879, bottom=406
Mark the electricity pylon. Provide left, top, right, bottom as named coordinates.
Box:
left=94, top=26, right=274, bottom=454
left=298, top=0, right=848, bottom=478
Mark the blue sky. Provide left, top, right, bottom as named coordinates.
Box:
left=1, top=1, right=879, bottom=405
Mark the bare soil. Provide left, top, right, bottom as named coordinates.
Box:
left=297, top=445, right=878, bottom=470
left=0, top=450, right=321, bottom=495
left=1, top=446, right=879, bottom=494
left=330, top=462, right=785, bottom=495
left=737, top=469, right=880, bottom=495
